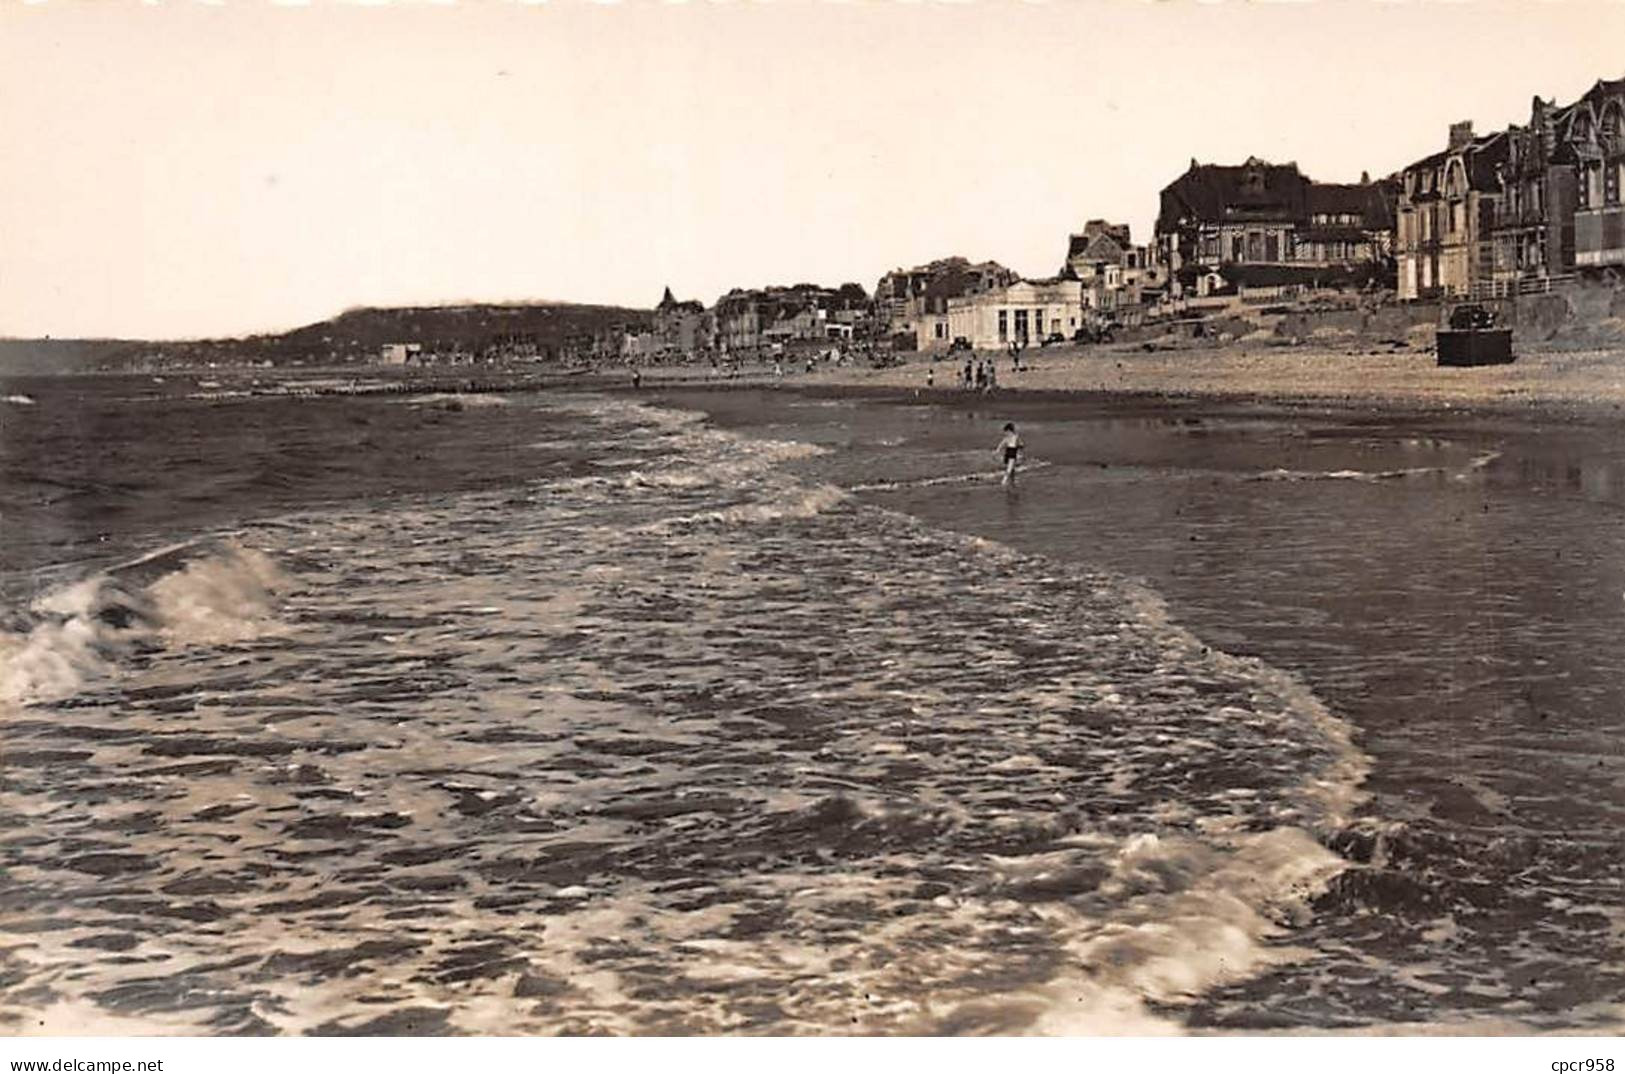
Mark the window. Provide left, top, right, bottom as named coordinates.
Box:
left=998, top=309, right=1008, bottom=342
left=935, top=322, right=946, bottom=339
left=1014, top=309, right=1029, bottom=342
left=1607, top=162, right=1621, bottom=206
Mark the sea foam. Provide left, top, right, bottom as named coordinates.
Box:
left=0, top=542, right=287, bottom=706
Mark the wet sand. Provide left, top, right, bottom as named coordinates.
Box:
left=662, top=386, right=1625, bottom=1031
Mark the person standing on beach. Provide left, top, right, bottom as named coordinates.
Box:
left=985, top=361, right=998, bottom=394
left=963, top=358, right=973, bottom=390
left=927, top=365, right=935, bottom=388
left=997, top=422, right=1024, bottom=486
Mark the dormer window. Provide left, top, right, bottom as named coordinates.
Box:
left=1603, top=106, right=1624, bottom=154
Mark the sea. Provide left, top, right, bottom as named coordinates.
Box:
left=1, top=371, right=1622, bottom=1035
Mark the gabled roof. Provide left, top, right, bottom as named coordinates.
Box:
left=879, top=257, right=1014, bottom=301
left=1159, top=158, right=1395, bottom=234
left=1072, top=220, right=1132, bottom=249
left=1307, top=183, right=1371, bottom=213
left=1158, top=159, right=1311, bottom=232
left=1067, top=231, right=1130, bottom=261
left=1399, top=130, right=1508, bottom=196
left=1557, top=76, right=1625, bottom=143
left=1464, top=131, right=1509, bottom=190
left=1542, top=75, right=1625, bottom=125
left=1409, top=147, right=1451, bottom=172
left=1308, top=180, right=1397, bottom=228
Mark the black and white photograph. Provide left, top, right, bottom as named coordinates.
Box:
left=2, top=0, right=1624, bottom=1058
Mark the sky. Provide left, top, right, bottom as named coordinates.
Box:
left=3, top=0, right=1625, bottom=340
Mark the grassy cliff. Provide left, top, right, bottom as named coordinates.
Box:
left=2, top=301, right=654, bottom=373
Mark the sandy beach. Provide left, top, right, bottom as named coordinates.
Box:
left=616, top=339, right=1625, bottom=420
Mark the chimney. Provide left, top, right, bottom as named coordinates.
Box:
left=1448, top=121, right=1474, bottom=152
left=1360, top=170, right=1371, bottom=185
left=1534, top=97, right=1556, bottom=158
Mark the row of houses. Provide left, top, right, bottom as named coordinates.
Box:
left=564, top=282, right=878, bottom=363
left=1396, top=78, right=1625, bottom=300
left=889, top=72, right=1625, bottom=354
left=870, top=223, right=1168, bottom=353
left=712, top=282, right=871, bottom=352
left=380, top=335, right=544, bottom=365
left=878, top=159, right=1401, bottom=354
left=557, top=71, right=1625, bottom=366
left=559, top=150, right=1408, bottom=362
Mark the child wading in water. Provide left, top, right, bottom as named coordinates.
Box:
left=998, top=422, right=1024, bottom=486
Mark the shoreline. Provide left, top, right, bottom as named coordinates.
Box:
left=615, top=340, right=1625, bottom=426
left=15, top=338, right=1625, bottom=425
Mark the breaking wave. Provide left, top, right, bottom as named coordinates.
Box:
left=0, top=394, right=1370, bottom=1036
left=0, top=541, right=287, bottom=706
left=1247, top=467, right=1443, bottom=483
left=407, top=393, right=511, bottom=410
left=850, top=459, right=1055, bottom=493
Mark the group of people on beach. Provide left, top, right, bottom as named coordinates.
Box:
left=921, top=342, right=1040, bottom=394
left=963, top=358, right=998, bottom=392
left=925, top=358, right=1004, bottom=394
